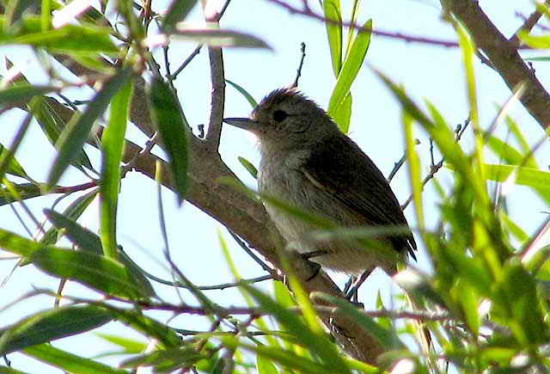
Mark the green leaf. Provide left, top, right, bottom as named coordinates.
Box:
left=328, top=19, right=372, bottom=119
left=44, top=209, right=102, bottom=253
left=376, top=72, right=488, bottom=201
left=121, top=346, right=204, bottom=372
left=226, top=79, right=257, bottom=108
left=256, top=355, right=279, bottom=374
left=403, top=111, right=424, bottom=229
left=322, top=0, right=342, bottom=75
left=148, top=77, right=189, bottom=204
left=45, top=209, right=155, bottom=296
left=29, top=95, right=93, bottom=171
left=223, top=337, right=348, bottom=374
left=163, top=0, right=198, bottom=30
left=501, top=212, right=529, bottom=244
left=483, top=163, right=550, bottom=205
left=314, top=293, right=405, bottom=350
left=518, top=31, right=550, bottom=49
left=331, top=93, right=352, bottom=133
left=100, top=79, right=133, bottom=258
left=172, top=28, right=272, bottom=50
left=504, top=115, right=535, bottom=159
left=344, top=0, right=362, bottom=59
left=456, top=281, right=480, bottom=335
left=47, top=67, right=133, bottom=189
left=4, top=0, right=39, bottom=31
left=0, top=183, right=41, bottom=206
left=499, top=260, right=546, bottom=344
left=0, top=306, right=112, bottom=354
left=30, top=247, right=154, bottom=299
left=0, top=144, right=29, bottom=178
left=238, top=156, right=258, bottom=179
left=0, top=365, right=27, bottom=373
left=0, top=23, right=119, bottom=54
left=0, top=113, right=32, bottom=181
left=96, top=333, right=147, bottom=354
left=486, top=135, right=536, bottom=168
left=0, top=85, right=56, bottom=105
left=41, top=188, right=98, bottom=246
left=23, top=344, right=128, bottom=374
left=0, top=228, right=45, bottom=257
left=243, top=285, right=351, bottom=373
left=104, top=309, right=181, bottom=348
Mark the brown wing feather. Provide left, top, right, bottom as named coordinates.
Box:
left=300, top=134, right=417, bottom=259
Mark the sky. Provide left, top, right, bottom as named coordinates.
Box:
left=0, top=0, right=549, bottom=372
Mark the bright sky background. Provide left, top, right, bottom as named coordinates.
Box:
left=0, top=0, right=549, bottom=372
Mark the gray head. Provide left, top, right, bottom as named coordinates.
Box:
left=224, top=88, right=340, bottom=151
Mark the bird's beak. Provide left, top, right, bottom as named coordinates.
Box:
left=223, top=117, right=257, bottom=131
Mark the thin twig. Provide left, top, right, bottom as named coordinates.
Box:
left=401, top=120, right=470, bottom=210
left=510, top=6, right=546, bottom=47
left=292, top=42, right=307, bottom=87
left=227, top=230, right=279, bottom=278
left=387, top=153, right=407, bottom=182
left=122, top=132, right=158, bottom=175
left=170, top=45, right=202, bottom=79
left=268, top=0, right=460, bottom=48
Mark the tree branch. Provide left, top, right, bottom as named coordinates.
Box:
left=202, top=0, right=226, bottom=149
left=447, top=0, right=550, bottom=130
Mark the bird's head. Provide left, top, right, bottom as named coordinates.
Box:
left=224, top=88, right=339, bottom=151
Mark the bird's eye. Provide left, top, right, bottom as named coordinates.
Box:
left=272, top=110, right=288, bottom=122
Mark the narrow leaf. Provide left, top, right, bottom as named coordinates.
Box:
left=322, top=0, right=342, bottom=75
left=148, top=77, right=189, bottom=204
left=314, top=293, right=405, bottom=350
left=163, top=0, right=198, bottom=30
left=0, top=144, right=29, bottom=178
left=31, top=247, right=153, bottom=299
left=0, top=183, right=41, bottom=206
left=23, top=344, right=127, bottom=374
left=238, top=156, right=258, bottom=179
left=47, top=67, right=133, bottom=189
left=41, top=188, right=98, bottom=246
left=0, top=306, right=112, bottom=354
left=5, top=24, right=118, bottom=54
left=483, top=163, right=550, bottom=205
left=100, top=79, right=133, bottom=258
left=243, top=285, right=351, bottom=373
left=328, top=19, right=372, bottom=117
left=0, top=228, right=44, bottom=257
left=226, top=79, right=257, bottom=108
left=171, top=28, right=272, bottom=50
left=331, top=93, right=352, bottom=133
left=44, top=209, right=102, bottom=253
left=257, top=355, right=279, bottom=374
left=0, top=85, right=56, bottom=105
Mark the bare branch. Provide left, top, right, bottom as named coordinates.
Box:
left=292, top=42, right=307, bottom=87
left=267, top=0, right=460, bottom=48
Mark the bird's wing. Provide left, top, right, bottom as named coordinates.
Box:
left=298, top=134, right=417, bottom=258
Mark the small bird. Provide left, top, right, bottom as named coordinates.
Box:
left=224, top=88, right=416, bottom=277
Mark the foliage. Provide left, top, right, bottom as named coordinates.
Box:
left=0, top=0, right=549, bottom=373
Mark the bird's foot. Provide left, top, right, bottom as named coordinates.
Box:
left=343, top=269, right=374, bottom=303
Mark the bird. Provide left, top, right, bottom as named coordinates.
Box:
left=224, top=87, right=416, bottom=279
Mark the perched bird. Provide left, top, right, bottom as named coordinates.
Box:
left=224, top=88, right=416, bottom=277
